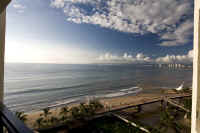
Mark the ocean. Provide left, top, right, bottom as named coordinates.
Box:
left=4, top=63, right=192, bottom=112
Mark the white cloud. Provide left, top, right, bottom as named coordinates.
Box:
left=50, top=0, right=193, bottom=46
left=50, top=0, right=65, bottom=8
left=13, top=4, right=26, bottom=9
left=160, top=20, right=193, bottom=46
left=5, top=39, right=98, bottom=64
left=155, top=50, right=193, bottom=64
left=97, top=50, right=193, bottom=64
left=5, top=37, right=193, bottom=64
left=97, top=53, right=152, bottom=64
left=50, top=0, right=98, bottom=8
left=13, top=3, right=26, bottom=13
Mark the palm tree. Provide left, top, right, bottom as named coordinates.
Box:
left=50, top=116, right=59, bottom=125
left=15, top=111, right=27, bottom=122
left=41, top=108, right=52, bottom=125
left=43, top=108, right=51, bottom=117
left=36, top=117, right=44, bottom=129
left=89, top=99, right=104, bottom=112
left=158, top=108, right=183, bottom=133
left=79, top=102, right=91, bottom=120
left=59, top=106, right=69, bottom=122
left=70, top=106, right=81, bottom=120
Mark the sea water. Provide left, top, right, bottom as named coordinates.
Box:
left=4, top=63, right=192, bottom=112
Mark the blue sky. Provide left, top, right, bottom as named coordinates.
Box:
left=5, top=0, right=194, bottom=64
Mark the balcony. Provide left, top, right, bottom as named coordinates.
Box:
left=0, top=103, right=33, bottom=133
left=0, top=0, right=200, bottom=133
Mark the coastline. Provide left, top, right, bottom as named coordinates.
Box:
left=23, top=88, right=190, bottom=129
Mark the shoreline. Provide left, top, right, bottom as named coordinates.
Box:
left=5, top=84, right=192, bottom=113
left=23, top=88, right=191, bottom=129
left=9, top=86, right=145, bottom=113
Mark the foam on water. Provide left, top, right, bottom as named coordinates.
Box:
left=104, top=92, right=127, bottom=98
left=48, top=98, right=81, bottom=108
left=41, top=86, right=143, bottom=111
left=120, top=86, right=140, bottom=92
left=104, top=87, right=142, bottom=98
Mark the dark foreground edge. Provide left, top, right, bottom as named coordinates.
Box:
left=0, top=103, right=34, bottom=133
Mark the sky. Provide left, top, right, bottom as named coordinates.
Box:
left=5, top=0, right=194, bottom=64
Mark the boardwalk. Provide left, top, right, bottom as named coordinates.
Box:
left=36, top=92, right=192, bottom=132
left=96, top=92, right=191, bottom=133
left=97, top=92, right=191, bottom=116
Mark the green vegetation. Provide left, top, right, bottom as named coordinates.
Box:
left=33, top=98, right=191, bottom=133
left=41, top=108, right=52, bottom=126
left=70, top=100, right=104, bottom=121
left=151, top=100, right=191, bottom=133
left=182, top=98, right=192, bottom=111
left=158, top=108, right=184, bottom=133
left=70, top=106, right=82, bottom=120
left=182, top=87, right=191, bottom=93
left=59, top=106, right=69, bottom=122
left=89, top=99, right=104, bottom=111
left=180, top=98, right=192, bottom=120
left=15, top=111, right=27, bottom=122
left=69, top=116, right=145, bottom=133
left=36, top=117, right=44, bottom=129
left=35, top=99, right=104, bottom=129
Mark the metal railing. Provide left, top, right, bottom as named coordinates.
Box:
left=0, top=103, right=34, bottom=133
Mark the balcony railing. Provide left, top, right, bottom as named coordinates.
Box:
left=0, top=103, right=34, bottom=133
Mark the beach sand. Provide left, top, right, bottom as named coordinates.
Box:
left=23, top=89, right=190, bottom=130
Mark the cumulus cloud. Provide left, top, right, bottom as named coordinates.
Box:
left=97, top=50, right=193, bottom=64
left=13, top=3, right=26, bottom=13
left=97, top=53, right=152, bottom=64
left=50, top=0, right=193, bottom=46
left=13, top=4, right=26, bottom=9
left=160, top=20, right=193, bottom=46
left=156, top=50, right=193, bottom=64
left=50, top=0, right=65, bottom=8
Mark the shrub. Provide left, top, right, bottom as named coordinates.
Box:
left=15, top=111, right=27, bottom=122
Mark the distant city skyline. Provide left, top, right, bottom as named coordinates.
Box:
left=5, top=0, right=194, bottom=64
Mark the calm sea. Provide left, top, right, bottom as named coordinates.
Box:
left=4, top=63, right=192, bottom=112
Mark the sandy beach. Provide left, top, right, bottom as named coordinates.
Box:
left=21, top=88, right=191, bottom=130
